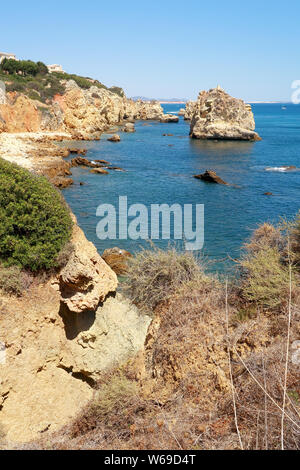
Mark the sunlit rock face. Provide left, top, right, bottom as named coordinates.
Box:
left=189, top=87, right=261, bottom=141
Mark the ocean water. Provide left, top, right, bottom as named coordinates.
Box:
left=62, top=103, right=300, bottom=272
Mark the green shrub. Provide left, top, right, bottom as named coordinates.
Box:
left=123, top=245, right=207, bottom=311
left=0, top=158, right=73, bottom=271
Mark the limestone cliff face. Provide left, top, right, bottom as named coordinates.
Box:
left=189, top=87, right=261, bottom=141
left=0, top=81, right=165, bottom=138
left=55, top=83, right=165, bottom=137
left=0, top=218, right=151, bottom=444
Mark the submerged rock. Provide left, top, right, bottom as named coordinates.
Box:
left=107, top=134, right=121, bottom=142
left=68, top=147, right=87, bottom=155
left=94, top=159, right=110, bottom=164
left=106, top=166, right=125, bottom=172
left=90, top=168, right=109, bottom=174
left=52, top=176, right=74, bottom=188
left=71, top=157, right=109, bottom=169
left=71, top=156, right=91, bottom=167
left=194, top=170, right=228, bottom=185
left=189, top=86, right=261, bottom=141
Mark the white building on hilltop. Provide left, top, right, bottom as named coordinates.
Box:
left=47, top=64, right=65, bottom=73
left=0, top=52, right=18, bottom=63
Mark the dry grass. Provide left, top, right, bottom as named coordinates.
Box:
left=122, top=244, right=208, bottom=312
left=240, top=247, right=292, bottom=309
left=239, top=222, right=300, bottom=310
left=0, top=265, right=33, bottom=296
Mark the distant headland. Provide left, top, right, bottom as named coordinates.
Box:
left=131, top=96, right=187, bottom=104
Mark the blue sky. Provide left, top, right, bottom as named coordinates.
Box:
left=1, top=0, right=299, bottom=101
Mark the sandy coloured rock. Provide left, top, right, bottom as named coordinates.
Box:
left=189, top=87, right=261, bottom=141
left=123, top=122, right=136, bottom=133
left=160, top=114, right=179, bottom=123
left=0, top=285, right=151, bottom=443
left=90, top=167, right=109, bottom=174
left=59, top=219, right=117, bottom=313
left=107, top=134, right=121, bottom=142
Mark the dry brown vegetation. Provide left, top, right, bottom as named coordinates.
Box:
left=16, top=215, right=300, bottom=450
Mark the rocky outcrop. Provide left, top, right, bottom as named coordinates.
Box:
left=189, top=87, right=261, bottom=141
left=0, top=81, right=172, bottom=141
left=184, top=101, right=197, bottom=120
left=90, top=168, right=109, bottom=174
left=160, top=114, right=179, bottom=123
left=128, top=100, right=164, bottom=121
left=194, top=170, right=228, bottom=185
left=0, top=93, right=43, bottom=133
left=0, top=132, right=74, bottom=187
left=102, top=247, right=132, bottom=275
left=0, top=288, right=151, bottom=443
left=123, top=122, right=136, bottom=133
left=107, top=134, right=121, bottom=142
left=59, top=220, right=118, bottom=313
left=0, top=218, right=151, bottom=443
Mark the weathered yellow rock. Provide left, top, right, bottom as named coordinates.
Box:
left=59, top=220, right=118, bottom=313
left=189, top=87, right=261, bottom=141
left=0, top=232, right=150, bottom=444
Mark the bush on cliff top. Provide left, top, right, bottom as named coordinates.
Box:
left=0, top=158, right=73, bottom=271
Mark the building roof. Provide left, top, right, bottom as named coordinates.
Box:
left=0, top=52, right=16, bottom=56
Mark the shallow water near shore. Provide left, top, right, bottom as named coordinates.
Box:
left=62, top=103, right=300, bottom=273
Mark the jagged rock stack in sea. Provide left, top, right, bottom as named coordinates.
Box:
left=188, top=86, right=261, bottom=141
left=183, top=100, right=197, bottom=120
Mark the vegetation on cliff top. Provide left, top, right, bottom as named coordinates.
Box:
left=0, top=158, right=73, bottom=273
left=0, top=58, right=124, bottom=103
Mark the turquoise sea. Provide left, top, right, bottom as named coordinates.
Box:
left=62, top=103, right=300, bottom=272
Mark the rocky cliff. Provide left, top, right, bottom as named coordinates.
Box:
left=0, top=216, right=151, bottom=444
left=189, top=87, right=261, bottom=141
left=183, top=100, right=197, bottom=120
left=0, top=81, right=165, bottom=139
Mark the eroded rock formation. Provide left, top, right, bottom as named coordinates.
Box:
left=0, top=81, right=167, bottom=139
left=189, top=87, right=261, bottom=141
left=0, top=218, right=151, bottom=444
left=59, top=219, right=118, bottom=313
